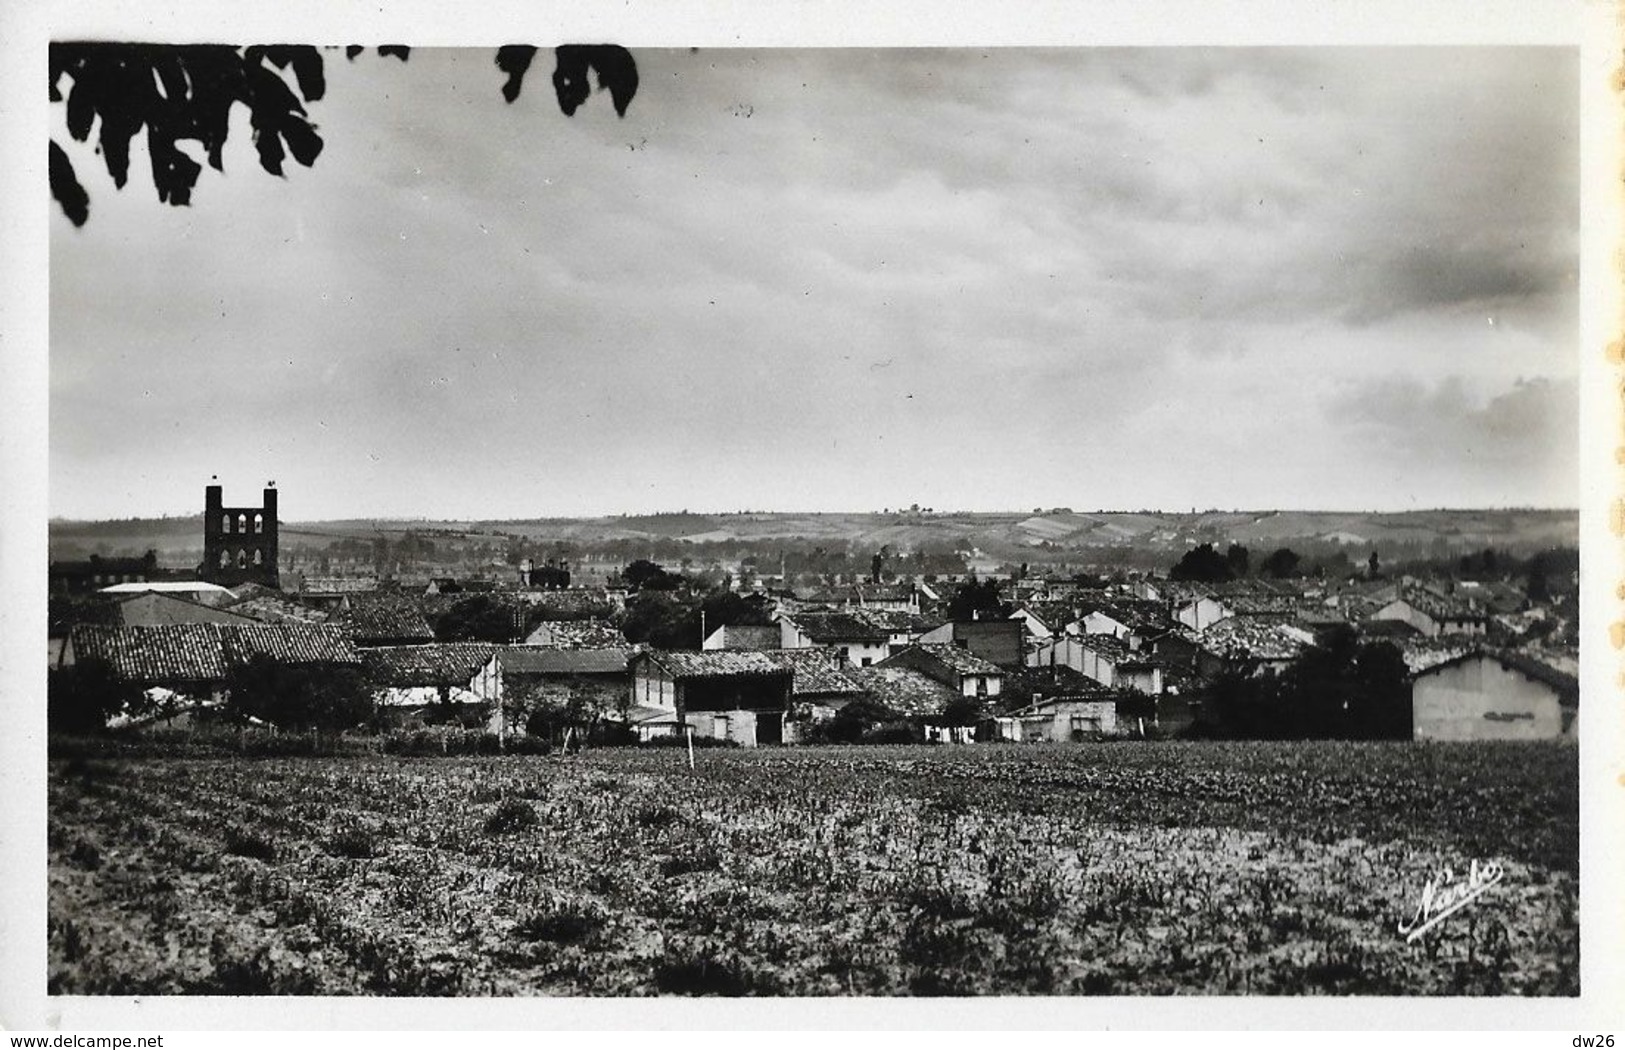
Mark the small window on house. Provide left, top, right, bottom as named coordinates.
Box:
left=253, top=549, right=262, bottom=565
left=861, top=657, right=872, bottom=667
left=236, top=549, right=247, bottom=568
left=221, top=514, right=231, bottom=533
left=218, top=550, right=229, bottom=568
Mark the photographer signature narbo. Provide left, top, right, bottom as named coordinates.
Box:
left=1398, top=859, right=1505, bottom=942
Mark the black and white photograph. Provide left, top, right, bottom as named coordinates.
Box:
left=3, top=0, right=1621, bottom=1035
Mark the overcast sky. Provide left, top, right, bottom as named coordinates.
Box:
left=49, top=46, right=1579, bottom=521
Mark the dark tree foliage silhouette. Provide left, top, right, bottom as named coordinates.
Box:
left=1170, top=542, right=1233, bottom=583
left=945, top=577, right=1009, bottom=621
left=49, top=42, right=638, bottom=227
left=1260, top=547, right=1301, bottom=579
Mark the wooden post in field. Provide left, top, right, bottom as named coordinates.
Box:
left=685, top=725, right=695, bottom=771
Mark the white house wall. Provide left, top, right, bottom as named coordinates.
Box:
left=1412, top=658, right=1572, bottom=741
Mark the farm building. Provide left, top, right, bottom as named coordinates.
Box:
left=62, top=622, right=361, bottom=712
left=1411, top=650, right=1578, bottom=742
left=916, top=618, right=1023, bottom=668
left=501, top=645, right=633, bottom=734
left=628, top=650, right=794, bottom=745
left=1009, top=602, right=1081, bottom=642
left=994, top=694, right=1119, bottom=742
left=362, top=644, right=504, bottom=732
left=1371, top=589, right=1486, bottom=639
left=51, top=591, right=262, bottom=669
left=845, top=664, right=963, bottom=721
left=881, top=643, right=1004, bottom=699
left=1028, top=634, right=1163, bottom=694
left=1174, top=594, right=1232, bottom=633
left=759, top=647, right=867, bottom=725
left=776, top=611, right=890, bottom=667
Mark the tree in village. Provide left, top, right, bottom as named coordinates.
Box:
left=1259, top=547, right=1301, bottom=579
left=223, top=654, right=375, bottom=733
left=47, top=657, right=147, bottom=735
left=1193, top=625, right=1410, bottom=740
left=945, top=576, right=1009, bottom=621
left=620, top=558, right=682, bottom=592
left=433, top=595, right=518, bottom=642
left=1170, top=542, right=1233, bottom=583
left=49, top=43, right=638, bottom=227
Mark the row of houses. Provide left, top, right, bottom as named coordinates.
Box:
left=52, top=562, right=1578, bottom=743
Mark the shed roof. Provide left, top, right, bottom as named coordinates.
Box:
left=333, top=597, right=436, bottom=643
left=69, top=623, right=360, bottom=684
left=635, top=649, right=792, bottom=680
left=759, top=648, right=865, bottom=696
left=362, top=643, right=499, bottom=687
left=781, top=610, right=890, bottom=643
left=846, top=665, right=960, bottom=718
left=501, top=645, right=632, bottom=675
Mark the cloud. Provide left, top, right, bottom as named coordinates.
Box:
left=49, top=46, right=1581, bottom=517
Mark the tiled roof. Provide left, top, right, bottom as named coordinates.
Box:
left=894, top=643, right=1004, bottom=677
left=363, top=643, right=499, bottom=687
left=526, top=618, right=627, bottom=648
left=1393, top=638, right=1475, bottom=675
left=1016, top=601, right=1080, bottom=632
left=636, top=649, right=793, bottom=680
left=759, top=648, right=865, bottom=696
left=847, top=665, right=960, bottom=718
left=226, top=592, right=329, bottom=625
left=333, top=596, right=436, bottom=643
left=782, top=610, right=890, bottom=643
left=69, top=623, right=360, bottom=684
left=501, top=645, right=632, bottom=675
left=852, top=608, right=938, bottom=634
left=1200, top=617, right=1315, bottom=662
left=851, top=583, right=914, bottom=603
left=300, top=576, right=380, bottom=595
left=1413, top=647, right=1579, bottom=701
left=223, top=625, right=364, bottom=665
left=1400, top=587, right=1484, bottom=622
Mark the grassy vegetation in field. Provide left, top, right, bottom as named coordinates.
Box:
left=46, top=741, right=1579, bottom=996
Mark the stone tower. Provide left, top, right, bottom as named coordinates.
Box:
left=201, top=480, right=280, bottom=588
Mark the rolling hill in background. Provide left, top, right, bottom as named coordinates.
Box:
left=49, top=508, right=1579, bottom=570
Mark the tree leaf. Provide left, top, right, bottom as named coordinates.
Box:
left=99, top=112, right=140, bottom=189
left=553, top=45, right=638, bottom=118
left=147, top=126, right=202, bottom=206
left=282, top=119, right=324, bottom=168
left=65, top=76, right=96, bottom=141
left=49, top=140, right=89, bottom=226
left=495, top=45, right=537, bottom=103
